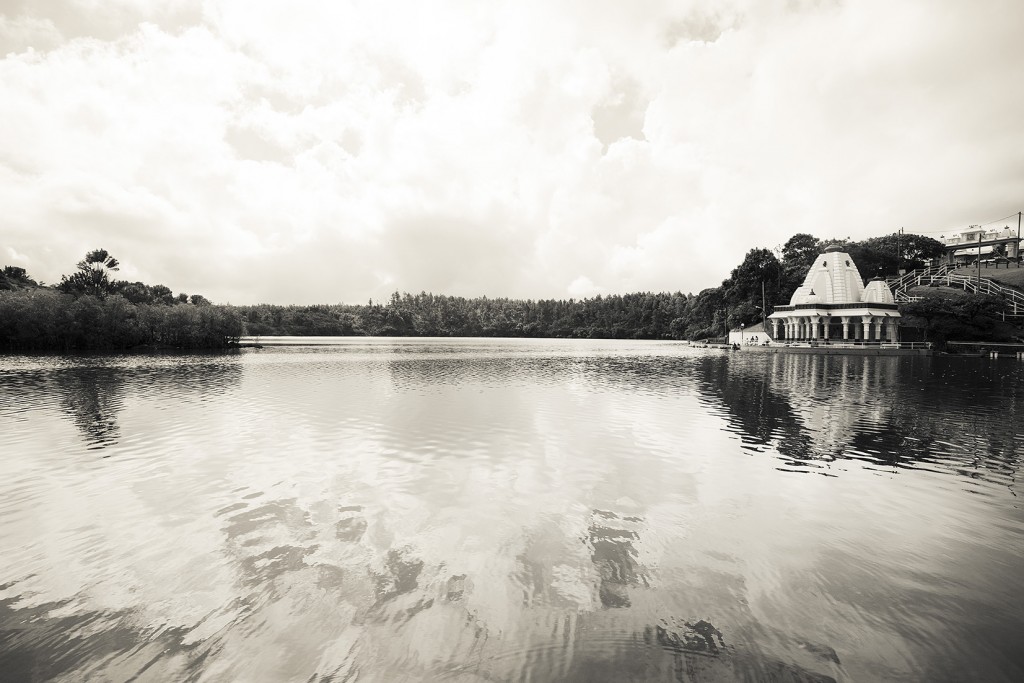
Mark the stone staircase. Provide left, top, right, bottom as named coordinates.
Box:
left=886, top=265, right=1024, bottom=320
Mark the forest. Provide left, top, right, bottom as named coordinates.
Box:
left=2, top=231, right=1011, bottom=350
left=0, top=252, right=243, bottom=351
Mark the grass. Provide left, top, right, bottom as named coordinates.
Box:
left=948, top=264, right=1024, bottom=289
left=906, top=285, right=968, bottom=299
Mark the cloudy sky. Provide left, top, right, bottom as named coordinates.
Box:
left=2, top=0, right=1022, bottom=305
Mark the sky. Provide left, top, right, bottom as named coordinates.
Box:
left=1, top=0, right=1022, bottom=305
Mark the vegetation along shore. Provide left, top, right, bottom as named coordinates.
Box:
left=2, top=233, right=1020, bottom=351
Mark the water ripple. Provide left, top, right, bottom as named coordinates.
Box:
left=1, top=342, right=1022, bottom=681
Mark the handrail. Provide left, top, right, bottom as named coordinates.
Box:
left=887, top=265, right=1024, bottom=318
left=770, top=340, right=933, bottom=350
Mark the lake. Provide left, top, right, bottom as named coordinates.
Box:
left=1, top=338, right=1022, bottom=682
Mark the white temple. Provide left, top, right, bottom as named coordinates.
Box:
left=768, top=246, right=901, bottom=343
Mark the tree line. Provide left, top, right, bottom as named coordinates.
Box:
left=4, top=232, right=1013, bottom=350
left=238, top=231, right=952, bottom=340
left=0, top=250, right=242, bottom=351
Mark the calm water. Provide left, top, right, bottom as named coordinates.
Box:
left=1, top=338, right=1022, bottom=682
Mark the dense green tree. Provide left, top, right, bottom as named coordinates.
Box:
left=952, top=293, right=1004, bottom=327
left=0, top=266, right=38, bottom=290
left=58, top=249, right=121, bottom=298
left=723, top=248, right=784, bottom=325
left=863, top=233, right=945, bottom=271
left=900, top=295, right=949, bottom=341
left=0, top=289, right=242, bottom=351
left=115, top=281, right=154, bottom=304
left=780, top=234, right=822, bottom=289
left=1, top=249, right=238, bottom=350
left=149, top=285, right=175, bottom=305
left=900, top=292, right=1012, bottom=344
left=839, top=233, right=946, bottom=279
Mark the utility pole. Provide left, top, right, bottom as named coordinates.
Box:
left=761, top=280, right=767, bottom=327
left=1018, top=211, right=1022, bottom=268
left=896, top=227, right=902, bottom=273
left=977, top=227, right=982, bottom=288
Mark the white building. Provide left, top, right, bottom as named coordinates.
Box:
left=941, top=224, right=1020, bottom=264
left=767, top=246, right=900, bottom=343
left=728, top=321, right=770, bottom=345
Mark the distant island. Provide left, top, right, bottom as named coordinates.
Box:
left=2, top=233, right=1021, bottom=351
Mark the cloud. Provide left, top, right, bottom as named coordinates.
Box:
left=1, top=0, right=1022, bottom=304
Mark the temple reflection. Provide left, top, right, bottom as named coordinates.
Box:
left=693, top=353, right=1022, bottom=481
left=588, top=509, right=648, bottom=609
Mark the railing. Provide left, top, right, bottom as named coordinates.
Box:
left=885, top=263, right=953, bottom=292
left=769, top=340, right=932, bottom=350
left=774, top=302, right=899, bottom=312
left=887, top=265, right=1024, bottom=319
left=947, top=341, right=1024, bottom=348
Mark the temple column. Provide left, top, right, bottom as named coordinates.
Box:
left=841, top=316, right=851, bottom=340
left=772, top=319, right=781, bottom=339
left=874, top=319, right=884, bottom=341
left=862, top=317, right=873, bottom=342
left=823, top=316, right=831, bottom=342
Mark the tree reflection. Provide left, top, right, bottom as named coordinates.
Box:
left=55, top=366, right=125, bottom=449
left=52, top=357, right=244, bottom=452
left=0, top=596, right=190, bottom=682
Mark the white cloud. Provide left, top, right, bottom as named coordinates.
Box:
left=1, top=0, right=1022, bottom=303
left=567, top=275, right=602, bottom=298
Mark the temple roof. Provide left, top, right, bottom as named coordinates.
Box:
left=788, top=250, right=866, bottom=305
left=863, top=278, right=896, bottom=304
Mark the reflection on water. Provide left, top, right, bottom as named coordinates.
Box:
left=55, top=367, right=125, bottom=449
left=1, top=340, right=1022, bottom=682
left=589, top=510, right=648, bottom=609
left=695, top=352, right=1023, bottom=485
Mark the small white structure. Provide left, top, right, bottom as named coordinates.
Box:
left=728, top=321, right=770, bottom=345
left=768, top=246, right=901, bottom=343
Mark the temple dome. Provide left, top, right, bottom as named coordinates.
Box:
left=862, top=278, right=896, bottom=304
left=788, top=250, right=865, bottom=305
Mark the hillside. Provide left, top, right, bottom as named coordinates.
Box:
left=947, top=264, right=1024, bottom=290
left=905, top=285, right=969, bottom=299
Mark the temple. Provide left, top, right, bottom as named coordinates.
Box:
left=768, top=245, right=901, bottom=343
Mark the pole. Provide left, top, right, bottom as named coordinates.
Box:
left=897, top=227, right=901, bottom=273
left=1018, top=211, right=1021, bottom=268
left=977, top=234, right=982, bottom=287
left=761, top=280, right=767, bottom=329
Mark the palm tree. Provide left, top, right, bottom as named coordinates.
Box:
left=77, top=249, right=120, bottom=274
left=58, top=249, right=121, bottom=298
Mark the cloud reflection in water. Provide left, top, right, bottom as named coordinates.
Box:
left=0, top=341, right=1021, bottom=681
